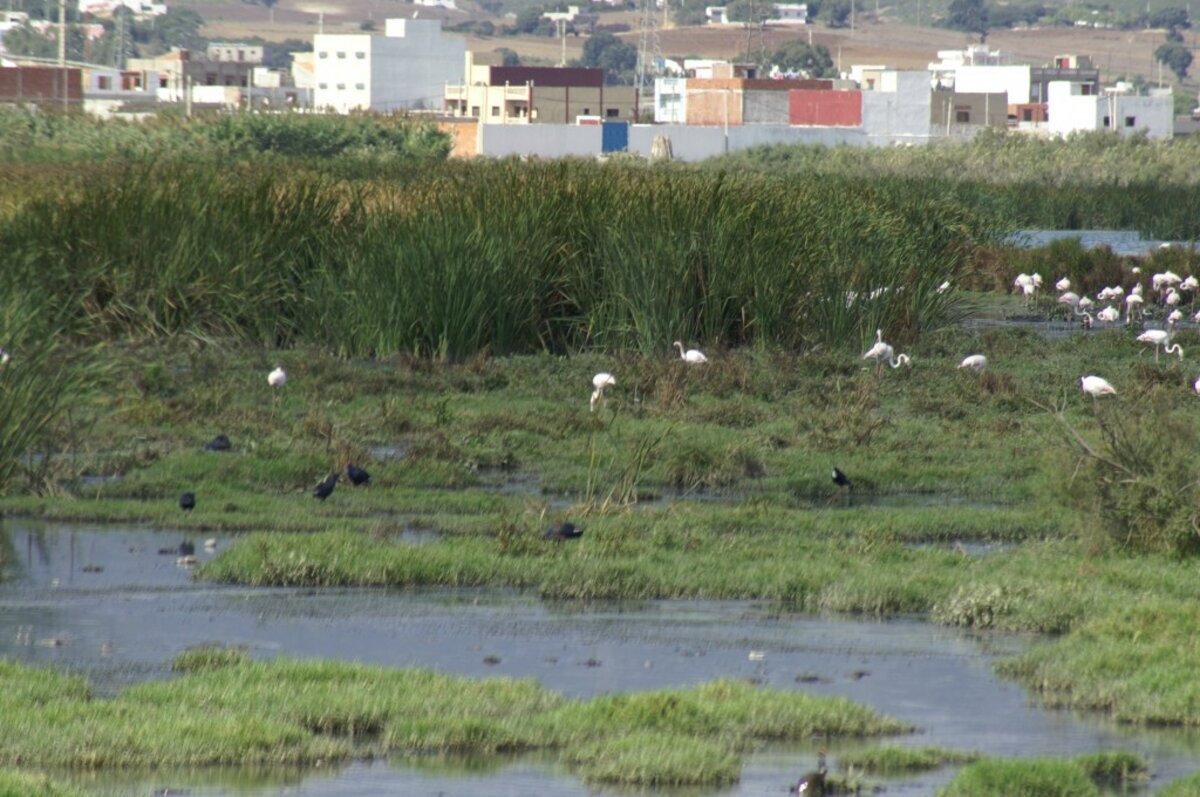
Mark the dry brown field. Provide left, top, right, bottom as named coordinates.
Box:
left=186, top=0, right=1196, bottom=94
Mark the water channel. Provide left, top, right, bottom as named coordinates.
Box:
left=3, top=523, right=1199, bottom=795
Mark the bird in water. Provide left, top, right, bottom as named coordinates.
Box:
left=178, top=540, right=195, bottom=556
left=179, top=492, right=196, bottom=512
left=346, top=462, right=371, bottom=486
left=673, top=341, right=708, bottom=364
left=543, top=521, right=584, bottom=541
left=202, top=434, right=232, bottom=452
left=793, top=751, right=827, bottom=795
left=313, top=473, right=339, bottom=501
left=831, top=467, right=852, bottom=489
left=268, top=366, right=287, bottom=388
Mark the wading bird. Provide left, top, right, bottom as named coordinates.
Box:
left=543, top=521, right=583, bottom=541
left=179, top=492, right=195, bottom=512
left=313, top=473, right=339, bottom=501
left=1055, top=277, right=1071, bottom=293
left=958, top=354, right=987, bottom=372
left=674, top=341, right=708, bottom=364
left=0, top=347, right=9, bottom=366
left=1136, top=329, right=1184, bottom=362
left=1081, top=375, right=1117, bottom=397
left=793, top=751, right=827, bottom=796
left=590, top=372, right=616, bottom=412
left=268, top=366, right=287, bottom=388
left=862, top=331, right=911, bottom=374
left=346, top=462, right=371, bottom=486
left=831, top=467, right=852, bottom=489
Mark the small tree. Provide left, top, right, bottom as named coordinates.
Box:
left=819, top=0, right=851, bottom=27
left=1155, top=41, right=1193, bottom=80
left=946, top=0, right=989, bottom=40
left=769, top=40, right=835, bottom=77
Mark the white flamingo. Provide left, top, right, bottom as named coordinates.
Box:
left=267, top=366, right=287, bottom=387
left=1097, top=306, right=1120, bottom=325
left=673, top=341, right=708, bottom=364
left=862, top=330, right=911, bottom=374
left=590, top=372, right=616, bottom=412
left=1081, top=375, right=1117, bottom=397
left=1055, top=277, right=1071, bottom=293
left=1136, top=329, right=1184, bottom=362
left=958, top=354, right=987, bottom=372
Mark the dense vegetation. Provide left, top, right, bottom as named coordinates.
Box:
left=6, top=114, right=1200, bottom=793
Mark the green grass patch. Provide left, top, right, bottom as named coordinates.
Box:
left=0, top=658, right=906, bottom=785
left=837, top=745, right=981, bottom=774
left=938, top=758, right=1099, bottom=797
left=0, top=769, right=87, bottom=797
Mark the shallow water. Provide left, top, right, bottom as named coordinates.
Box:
left=3, top=523, right=1198, bottom=795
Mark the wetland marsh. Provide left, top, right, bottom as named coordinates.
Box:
left=5, top=117, right=1200, bottom=794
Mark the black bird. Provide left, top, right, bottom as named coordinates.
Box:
left=831, top=467, right=852, bottom=489
left=543, top=521, right=584, bottom=541
left=313, top=473, right=339, bottom=501
left=203, top=434, right=232, bottom=452
left=793, top=751, right=827, bottom=795
left=178, top=540, right=195, bottom=556
left=345, top=462, right=371, bottom=486
left=179, top=491, right=196, bottom=511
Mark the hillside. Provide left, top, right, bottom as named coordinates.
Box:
left=180, top=0, right=1197, bottom=97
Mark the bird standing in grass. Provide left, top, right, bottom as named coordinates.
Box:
left=203, top=434, right=232, bottom=452
left=179, top=492, right=195, bottom=512
left=958, top=354, right=987, bottom=373
left=831, top=467, right=851, bottom=489
left=862, top=330, right=911, bottom=375
left=313, top=473, right=339, bottom=501
left=1136, top=329, right=1183, bottom=363
left=673, top=341, right=708, bottom=364
left=268, top=366, right=287, bottom=388
left=346, top=462, right=371, bottom=486
left=543, top=521, right=583, bottom=541
left=590, top=372, right=615, bottom=412
left=1081, top=375, right=1117, bottom=397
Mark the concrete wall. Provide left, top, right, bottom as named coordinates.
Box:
left=789, top=89, right=861, bottom=126
left=531, top=85, right=635, bottom=124
left=862, top=72, right=932, bottom=140
left=743, top=89, right=790, bottom=124
left=954, top=64, right=1031, bottom=105
left=687, top=86, right=743, bottom=126
left=478, top=123, right=601, bottom=158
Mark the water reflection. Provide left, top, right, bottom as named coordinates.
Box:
left=1, top=523, right=1195, bottom=795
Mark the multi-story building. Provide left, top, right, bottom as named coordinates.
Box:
left=206, top=43, right=264, bottom=64
left=444, top=51, right=636, bottom=124
left=127, top=48, right=257, bottom=101
left=313, top=19, right=464, bottom=113
left=1047, top=81, right=1173, bottom=139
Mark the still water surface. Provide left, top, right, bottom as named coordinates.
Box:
left=2, top=523, right=1198, bottom=795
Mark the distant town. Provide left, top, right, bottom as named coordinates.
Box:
left=0, top=2, right=1189, bottom=160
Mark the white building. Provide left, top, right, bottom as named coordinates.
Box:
left=706, top=3, right=806, bottom=23
left=1047, top=81, right=1173, bottom=139
left=654, top=76, right=686, bottom=123
left=953, top=64, right=1031, bottom=104
left=861, top=69, right=935, bottom=141
left=77, top=0, right=166, bottom=17
left=313, top=18, right=464, bottom=113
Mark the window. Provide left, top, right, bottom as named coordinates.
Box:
left=582, top=107, right=591, bottom=114
left=319, top=82, right=328, bottom=89
left=356, top=51, right=366, bottom=59
left=1022, top=108, right=1033, bottom=122
left=1103, top=115, right=1111, bottom=127
left=606, top=107, right=619, bottom=118
left=491, top=105, right=500, bottom=116
left=337, top=51, right=346, bottom=59
left=355, top=83, right=364, bottom=90
left=471, top=105, right=480, bottom=116
left=955, top=110, right=970, bottom=123
left=319, top=51, right=328, bottom=58
left=205, top=72, right=217, bottom=85
left=1125, top=116, right=1136, bottom=127
left=337, top=83, right=346, bottom=90
left=1082, top=84, right=1093, bottom=95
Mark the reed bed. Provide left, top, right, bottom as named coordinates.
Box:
left=0, top=158, right=988, bottom=358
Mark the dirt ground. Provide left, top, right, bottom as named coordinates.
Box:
left=188, top=0, right=1195, bottom=95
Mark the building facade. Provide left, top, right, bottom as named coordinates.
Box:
left=314, top=19, right=464, bottom=113
left=445, top=51, right=636, bottom=124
